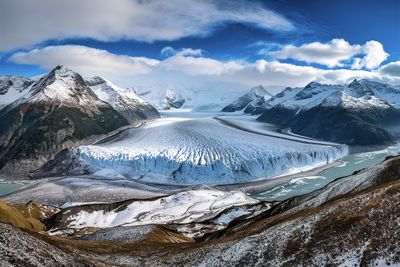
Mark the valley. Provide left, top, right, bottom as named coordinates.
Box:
left=1, top=67, right=399, bottom=267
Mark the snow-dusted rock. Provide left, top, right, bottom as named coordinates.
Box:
left=222, top=85, right=273, bottom=112
left=163, top=89, right=185, bottom=109
left=86, top=76, right=159, bottom=123
left=0, top=76, right=34, bottom=110
left=64, top=189, right=258, bottom=228
left=257, top=79, right=400, bottom=145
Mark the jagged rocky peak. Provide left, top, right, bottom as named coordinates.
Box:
left=39, top=65, right=85, bottom=87
left=222, top=85, right=273, bottom=112
left=28, top=65, right=104, bottom=107
left=249, top=85, right=272, bottom=97
left=85, top=75, right=107, bottom=86
left=0, top=75, right=34, bottom=94
left=163, top=89, right=185, bottom=109
left=304, top=81, right=322, bottom=90
left=347, top=78, right=374, bottom=97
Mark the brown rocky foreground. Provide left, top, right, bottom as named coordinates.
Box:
left=1, top=156, right=400, bottom=266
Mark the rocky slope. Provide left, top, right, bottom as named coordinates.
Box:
left=0, top=66, right=129, bottom=177
left=222, top=85, right=273, bottom=113
left=0, top=75, right=34, bottom=110
left=85, top=76, right=159, bottom=123
left=257, top=79, right=400, bottom=146
left=1, top=156, right=399, bottom=266
left=0, top=66, right=161, bottom=177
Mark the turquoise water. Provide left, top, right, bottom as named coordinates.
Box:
left=0, top=183, right=24, bottom=196
left=253, top=145, right=399, bottom=201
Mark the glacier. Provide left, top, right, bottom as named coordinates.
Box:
left=71, top=115, right=348, bottom=185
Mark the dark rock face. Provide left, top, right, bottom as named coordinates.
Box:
left=289, top=106, right=399, bottom=145
left=164, top=90, right=185, bottom=109
left=257, top=79, right=400, bottom=146
left=0, top=66, right=129, bottom=177
left=0, top=103, right=127, bottom=176
left=85, top=76, right=160, bottom=123
left=0, top=76, right=34, bottom=95
left=258, top=105, right=400, bottom=146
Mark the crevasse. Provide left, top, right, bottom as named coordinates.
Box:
left=70, top=117, right=349, bottom=185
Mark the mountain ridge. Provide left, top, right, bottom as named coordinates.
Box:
left=0, top=65, right=159, bottom=177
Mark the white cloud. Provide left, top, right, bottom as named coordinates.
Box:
left=8, top=45, right=400, bottom=96
left=9, top=45, right=159, bottom=77
left=0, top=0, right=294, bottom=51
left=378, top=61, right=400, bottom=78
left=352, top=40, right=389, bottom=70
left=271, top=39, right=389, bottom=70
left=270, top=39, right=361, bottom=68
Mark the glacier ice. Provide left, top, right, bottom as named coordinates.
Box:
left=72, top=116, right=348, bottom=185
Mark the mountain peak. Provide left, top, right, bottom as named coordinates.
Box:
left=347, top=78, right=375, bottom=97
left=349, top=79, right=361, bottom=87
left=85, top=76, right=107, bottom=87
left=25, top=66, right=104, bottom=106
left=304, top=81, right=322, bottom=89
left=250, top=85, right=272, bottom=97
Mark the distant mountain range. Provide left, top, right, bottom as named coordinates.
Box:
left=0, top=65, right=159, bottom=177
left=222, top=85, right=273, bottom=113
left=223, top=79, right=400, bottom=146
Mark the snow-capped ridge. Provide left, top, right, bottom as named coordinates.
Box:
left=0, top=75, right=35, bottom=110
left=26, top=65, right=106, bottom=108
left=85, top=75, right=160, bottom=122
left=222, top=85, right=273, bottom=112
left=257, top=78, right=400, bottom=114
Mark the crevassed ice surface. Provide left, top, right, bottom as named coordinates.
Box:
left=73, top=117, right=348, bottom=185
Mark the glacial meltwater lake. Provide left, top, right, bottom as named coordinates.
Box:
left=253, top=145, right=400, bottom=201
left=0, top=182, right=24, bottom=196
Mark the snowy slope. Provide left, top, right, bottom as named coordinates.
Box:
left=71, top=116, right=348, bottom=185
left=258, top=79, right=399, bottom=114
left=26, top=65, right=107, bottom=108
left=133, top=84, right=255, bottom=111
left=222, top=85, right=273, bottom=112
left=0, top=65, right=130, bottom=176
left=255, top=86, right=303, bottom=113
left=278, top=82, right=343, bottom=112
left=358, top=79, right=400, bottom=109
left=0, top=76, right=34, bottom=110
left=60, top=189, right=259, bottom=229
left=86, top=76, right=159, bottom=122
left=257, top=79, right=400, bottom=146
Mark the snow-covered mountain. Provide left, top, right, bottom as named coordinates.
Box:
left=0, top=76, right=34, bottom=110
left=132, top=83, right=263, bottom=111
left=222, top=85, right=273, bottom=113
left=0, top=65, right=156, bottom=177
left=25, top=66, right=108, bottom=108
left=86, top=76, right=159, bottom=123
left=257, top=79, right=400, bottom=145
left=163, top=89, right=186, bottom=109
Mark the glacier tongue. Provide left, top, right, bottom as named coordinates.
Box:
left=72, top=116, right=348, bottom=185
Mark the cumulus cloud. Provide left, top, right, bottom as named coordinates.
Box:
left=352, top=40, right=389, bottom=70
left=378, top=61, right=400, bottom=78
left=271, top=39, right=389, bottom=70
left=8, top=44, right=399, bottom=94
left=270, top=39, right=361, bottom=68
left=0, top=0, right=294, bottom=51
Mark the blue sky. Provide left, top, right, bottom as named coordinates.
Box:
left=0, top=0, right=399, bottom=89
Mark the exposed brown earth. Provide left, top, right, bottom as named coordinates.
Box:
left=0, top=157, right=399, bottom=266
